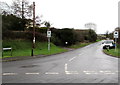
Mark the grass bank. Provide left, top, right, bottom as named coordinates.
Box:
left=69, top=42, right=92, bottom=49
left=103, top=44, right=120, bottom=58
left=2, top=40, right=67, bottom=58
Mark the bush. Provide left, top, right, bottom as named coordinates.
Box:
left=87, top=29, right=97, bottom=42
left=51, top=28, right=77, bottom=46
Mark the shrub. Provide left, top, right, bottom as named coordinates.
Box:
left=51, top=28, right=77, bottom=46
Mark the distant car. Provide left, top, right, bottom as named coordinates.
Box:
left=102, top=40, right=115, bottom=49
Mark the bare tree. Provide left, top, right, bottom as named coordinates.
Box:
left=11, top=0, right=33, bottom=19
left=0, top=1, right=12, bottom=15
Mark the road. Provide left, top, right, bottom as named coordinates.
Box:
left=2, top=41, right=118, bottom=83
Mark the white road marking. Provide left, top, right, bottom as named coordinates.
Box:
left=69, top=57, right=76, bottom=61
left=66, top=71, right=79, bottom=74
left=99, top=71, right=104, bottom=73
left=2, top=73, right=18, bottom=76
left=65, top=63, right=68, bottom=72
left=85, top=72, right=98, bottom=75
left=83, top=71, right=98, bottom=75
left=25, top=73, right=40, bottom=75
left=83, top=71, right=87, bottom=73
left=85, top=73, right=91, bottom=75
left=45, top=72, right=59, bottom=74
left=83, top=71, right=95, bottom=73
left=83, top=70, right=116, bottom=75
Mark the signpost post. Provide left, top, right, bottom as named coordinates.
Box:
left=114, top=31, right=119, bottom=51
left=47, top=30, right=51, bottom=51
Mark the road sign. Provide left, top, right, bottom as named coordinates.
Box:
left=47, top=31, right=51, bottom=37
left=113, top=31, right=119, bottom=52
left=114, top=31, right=118, bottom=38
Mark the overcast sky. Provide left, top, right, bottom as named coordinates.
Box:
left=1, top=0, right=119, bottom=34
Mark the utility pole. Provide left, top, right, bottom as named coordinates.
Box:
left=22, top=0, right=24, bottom=31
left=31, top=2, right=35, bottom=56
left=22, top=0, right=24, bottom=19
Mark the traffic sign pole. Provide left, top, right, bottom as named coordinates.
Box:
left=113, top=31, right=119, bottom=52
left=47, top=30, right=51, bottom=51
left=48, top=37, right=50, bottom=51
left=115, top=38, right=117, bottom=52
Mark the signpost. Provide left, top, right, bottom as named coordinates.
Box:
left=114, top=31, right=119, bottom=51
left=47, top=30, right=51, bottom=51
left=47, top=31, right=51, bottom=37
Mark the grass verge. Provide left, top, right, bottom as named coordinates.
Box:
left=68, top=42, right=92, bottom=49
left=2, top=40, right=67, bottom=58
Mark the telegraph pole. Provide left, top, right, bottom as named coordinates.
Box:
left=22, top=0, right=24, bottom=19
left=31, top=2, right=35, bottom=56
left=22, top=0, right=25, bottom=31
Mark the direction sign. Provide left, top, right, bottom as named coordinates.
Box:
left=114, top=31, right=119, bottom=38
left=47, top=31, right=51, bottom=37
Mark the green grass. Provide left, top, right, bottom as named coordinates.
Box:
left=103, top=45, right=120, bottom=58
left=2, top=40, right=67, bottom=58
left=69, top=42, right=91, bottom=49
left=96, top=39, right=102, bottom=42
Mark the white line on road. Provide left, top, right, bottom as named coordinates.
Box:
left=45, top=72, right=59, bottom=74
left=65, top=71, right=79, bottom=74
left=85, top=73, right=91, bottom=75
left=65, top=63, right=68, bottom=72
left=69, top=57, right=76, bottom=61
left=25, top=73, right=40, bottom=75
left=99, top=71, right=104, bottom=73
left=85, top=72, right=98, bottom=75
left=83, top=71, right=95, bottom=73
left=2, top=73, right=18, bottom=76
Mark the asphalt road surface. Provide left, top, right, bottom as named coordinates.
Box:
left=2, top=41, right=118, bottom=83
